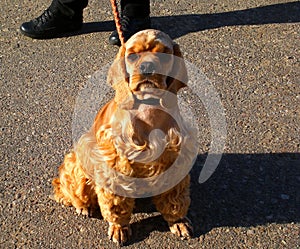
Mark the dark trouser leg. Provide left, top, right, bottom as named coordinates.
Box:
left=121, top=0, right=150, bottom=18
left=54, top=0, right=88, bottom=16
left=109, top=0, right=151, bottom=45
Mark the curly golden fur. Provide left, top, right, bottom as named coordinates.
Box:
left=52, top=29, right=195, bottom=244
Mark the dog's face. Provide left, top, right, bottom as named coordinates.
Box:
left=124, top=30, right=175, bottom=94
left=108, top=29, right=188, bottom=106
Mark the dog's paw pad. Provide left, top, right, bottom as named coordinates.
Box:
left=169, top=217, right=193, bottom=239
left=108, top=223, right=131, bottom=245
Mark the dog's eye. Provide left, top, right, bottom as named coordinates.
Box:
left=127, top=53, right=139, bottom=62
left=157, top=53, right=171, bottom=63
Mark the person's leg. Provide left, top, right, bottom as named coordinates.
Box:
left=20, top=0, right=88, bottom=39
left=121, top=0, right=150, bottom=18
left=109, top=0, right=151, bottom=46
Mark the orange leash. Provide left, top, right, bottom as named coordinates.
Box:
left=110, top=0, right=125, bottom=46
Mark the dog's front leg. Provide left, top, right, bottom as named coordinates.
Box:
left=152, top=175, right=193, bottom=238
left=95, top=186, right=134, bottom=245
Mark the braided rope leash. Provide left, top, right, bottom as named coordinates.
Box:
left=110, top=0, right=125, bottom=46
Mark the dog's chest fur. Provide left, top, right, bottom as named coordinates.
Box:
left=111, top=104, right=182, bottom=178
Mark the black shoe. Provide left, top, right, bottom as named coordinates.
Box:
left=109, top=16, right=151, bottom=46
left=20, top=8, right=83, bottom=39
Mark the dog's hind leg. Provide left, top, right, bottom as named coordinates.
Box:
left=52, top=152, right=97, bottom=216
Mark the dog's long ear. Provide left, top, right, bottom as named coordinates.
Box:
left=166, top=43, right=188, bottom=94
left=107, top=46, right=134, bottom=108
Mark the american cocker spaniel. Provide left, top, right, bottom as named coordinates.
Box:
left=52, top=29, right=197, bottom=245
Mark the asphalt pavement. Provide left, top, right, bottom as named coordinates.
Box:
left=1, top=0, right=299, bottom=248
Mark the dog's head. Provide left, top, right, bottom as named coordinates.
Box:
left=107, top=29, right=188, bottom=108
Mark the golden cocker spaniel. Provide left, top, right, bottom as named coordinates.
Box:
left=52, top=29, right=197, bottom=245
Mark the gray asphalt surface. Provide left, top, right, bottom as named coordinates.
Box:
left=1, top=0, right=299, bottom=248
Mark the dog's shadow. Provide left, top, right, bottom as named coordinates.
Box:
left=134, top=153, right=299, bottom=241
left=189, top=153, right=300, bottom=237
left=130, top=212, right=169, bottom=243
left=89, top=152, right=299, bottom=244
left=134, top=153, right=300, bottom=243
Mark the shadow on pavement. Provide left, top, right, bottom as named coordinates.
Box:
left=68, top=2, right=300, bottom=38
left=154, top=1, right=300, bottom=39
left=190, top=153, right=300, bottom=237
left=122, top=153, right=299, bottom=243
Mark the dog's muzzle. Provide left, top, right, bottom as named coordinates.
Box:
left=139, top=61, right=156, bottom=76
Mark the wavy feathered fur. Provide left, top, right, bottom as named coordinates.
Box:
left=52, top=29, right=197, bottom=244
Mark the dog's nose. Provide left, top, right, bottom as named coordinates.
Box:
left=140, top=62, right=155, bottom=76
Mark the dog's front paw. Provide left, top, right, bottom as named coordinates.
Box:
left=75, top=207, right=89, bottom=216
left=169, top=217, right=193, bottom=239
left=108, top=223, right=132, bottom=245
